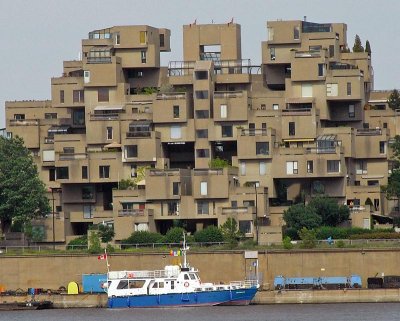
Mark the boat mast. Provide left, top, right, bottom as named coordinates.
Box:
left=181, top=232, right=189, bottom=269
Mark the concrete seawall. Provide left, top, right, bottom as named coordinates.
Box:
left=1, top=249, right=400, bottom=292
left=3, top=289, right=400, bottom=308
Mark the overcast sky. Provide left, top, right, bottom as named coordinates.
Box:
left=1, top=0, right=399, bottom=128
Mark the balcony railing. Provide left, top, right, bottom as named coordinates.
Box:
left=156, top=92, right=186, bottom=100
left=118, top=209, right=145, bottom=217
left=193, top=169, right=224, bottom=176
left=9, top=119, right=39, bottom=126
left=282, top=108, right=312, bottom=116
left=241, top=129, right=267, bottom=136
left=149, top=169, right=180, bottom=176
left=305, top=147, right=337, bottom=154
left=168, top=61, right=195, bottom=76
left=126, top=131, right=151, bottom=138
left=214, top=91, right=243, bottom=99
left=89, top=113, right=119, bottom=120
left=59, top=153, right=87, bottom=161
left=356, top=128, right=382, bottom=136
left=294, top=50, right=321, bottom=58
left=87, top=57, right=112, bottom=64
left=221, top=206, right=255, bottom=215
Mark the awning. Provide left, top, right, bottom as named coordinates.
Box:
left=104, top=142, right=122, bottom=149
left=317, top=134, right=337, bottom=141
left=283, top=138, right=314, bottom=142
left=94, top=105, right=124, bottom=111
left=48, top=125, right=70, bottom=134
left=286, top=97, right=315, bottom=104
left=371, top=213, right=393, bottom=224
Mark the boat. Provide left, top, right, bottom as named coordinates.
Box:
left=105, top=234, right=259, bottom=308
left=0, top=300, right=53, bottom=311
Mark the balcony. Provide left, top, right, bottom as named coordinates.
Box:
left=294, top=51, right=321, bottom=58
left=168, top=61, right=195, bottom=76
left=193, top=169, right=224, bottom=176
left=149, top=169, right=181, bottom=176
left=221, top=206, right=256, bottom=215
left=118, top=209, right=147, bottom=217
left=9, top=119, right=39, bottom=126
left=282, top=108, right=312, bottom=116
left=356, top=128, right=382, bottom=136
left=240, top=129, right=267, bottom=136
left=58, top=153, right=87, bottom=161
left=126, top=131, right=151, bottom=138
left=156, top=92, right=186, bottom=100
left=214, top=91, right=243, bottom=99
left=89, top=113, right=120, bottom=121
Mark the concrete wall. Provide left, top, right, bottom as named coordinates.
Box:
left=1, top=249, right=400, bottom=291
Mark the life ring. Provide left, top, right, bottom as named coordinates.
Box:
left=127, top=272, right=134, bottom=278
left=184, top=282, right=189, bottom=287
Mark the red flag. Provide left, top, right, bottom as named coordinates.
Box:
left=98, top=254, right=107, bottom=260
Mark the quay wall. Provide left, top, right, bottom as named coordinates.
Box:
left=1, top=248, right=400, bottom=291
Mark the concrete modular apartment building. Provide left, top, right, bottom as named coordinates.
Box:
left=5, top=19, right=394, bottom=246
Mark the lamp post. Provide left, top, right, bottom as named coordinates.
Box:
left=255, top=184, right=259, bottom=245
left=51, top=188, right=55, bottom=250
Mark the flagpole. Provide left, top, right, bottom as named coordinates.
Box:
left=105, top=248, right=110, bottom=273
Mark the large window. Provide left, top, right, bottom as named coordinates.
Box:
left=82, top=166, right=88, bottom=179
left=56, top=167, right=69, bottom=179
left=221, top=125, right=233, bottom=137
left=140, top=31, right=147, bottom=44
left=196, top=129, right=208, bottom=138
left=356, top=160, right=367, bottom=174
left=141, top=50, right=147, bottom=63
left=82, top=186, right=94, bottom=200
left=348, top=104, right=355, bottom=118
left=83, top=205, right=93, bottom=219
left=327, top=160, right=340, bottom=173
left=380, top=141, right=386, bottom=154
left=60, top=90, right=65, bottom=104
left=196, top=149, right=210, bottom=158
left=159, top=34, right=165, bottom=47
left=106, top=127, right=113, bottom=140
left=195, top=90, right=208, bottom=99
left=289, top=122, right=296, bottom=136
left=73, top=90, right=84, bottom=103
left=173, top=105, right=180, bottom=119
left=125, top=145, right=138, bottom=158
left=170, top=126, right=182, bottom=139
left=286, top=161, right=298, bottom=175
left=220, top=104, right=227, bottom=118
left=307, top=160, right=313, bottom=173
left=347, top=82, right=352, bottom=96
left=239, top=220, right=252, bottom=234
left=256, top=142, right=269, bottom=155
left=49, top=168, right=56, bottom=181
left=197, top=201, right=209, bottom=215
left=195, top=70, right=208, bottom=80
left=259, top=162, right=266, bottom=175
left=200, top=182, right=208, bottom=196
left=99, top=165, right=110, bottom=178
left=318, top=64, right=325, bottom=77
left=73, top=109, right=85, bottom=126
left=98, top=88, right=109, bottom=102
left=173, top=182, right=180, bottom=196
left=195, top=110, right=209, bottom=119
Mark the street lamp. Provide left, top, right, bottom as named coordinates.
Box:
left=49, top=187, right=61, bottom=250
left=255, top=184, right=259, bottom=244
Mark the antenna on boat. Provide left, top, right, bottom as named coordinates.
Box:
left=181, top=232, right=189, bottom=269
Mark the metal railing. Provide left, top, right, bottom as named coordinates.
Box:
left=241, top=129, right=267, bottom=136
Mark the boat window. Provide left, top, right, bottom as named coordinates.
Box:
left=152, top=282, right=158, bottom=289
left=189, top=274, right=196, bottom=280
left=117, top=280, right=128, bottom=289
left=184, top=274, right=190, bottom=280
left=171, top=281, right=175, bottom=289
left=129, top=280, right=145, bottom=289
left=159, top=282, right=164, bottom=288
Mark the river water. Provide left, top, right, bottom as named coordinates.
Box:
left=1, top=303, right=400, bottom=321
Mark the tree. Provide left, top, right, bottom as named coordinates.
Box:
left=220, top=217, right=242, bottom=245
left=298, top=227, right=317, bottom=249
left=308, top=196, right=350, bottom=226
left=98, top=224, right=115, bottom=243
left=387, top=89, right=400, bottom=111
left=194, top=226, right=224, bottom=243
left=0, top=137, right=50, bottom=234
left=209, top=157, right=230, bottom=169
left=365, top=40, right=371, bottom=55
left=352, top=34, right=364, bottom=52
left=382, top=169, right=400, bottom=213
left=283, top=203, right=322, bottom=231
left=164, top=227, right=186, bottom=243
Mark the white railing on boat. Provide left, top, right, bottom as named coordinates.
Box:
left=108, top=269, right=180, bottom=280
left=230, top=280, right=259, bottom=288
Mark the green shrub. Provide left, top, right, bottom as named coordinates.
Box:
left=98, top=224, right=115, bottom=243
left=88, top=231, right=102, bottom=254
left=282, top=236, right=294, bottom=250
left=164, top=227, right=186, bottom=244
left=298, top=227, right=317, bottom=249
left=67, top=235, right=88, bottom=249
left=121, top=231, right=163, bottom=245
left=283, top=227, right=299, bottom=240
left=349, top=232, right=400, bottom=239
left=194, top=226, right=224, bottom=243
left=336, top=240, right=345, bottom=248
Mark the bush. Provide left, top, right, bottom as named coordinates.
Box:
left=336, top=240, right=345, bottom=248
left=121, top=231, right=164, bottom=245
left=283, top=227, right=299, bottom=240
left=298, top=228, right=317, bottom=249
left=282, top=236, right=294, bottom=250
left=349, top=232, right=400, bottom=239
left=98, top=224, right=115, bottom=243
left=164, top=227, right=186, bottom=244
left=194, top=226, right=224, bottom=243
left=67, top=235, right=88, bottom=249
